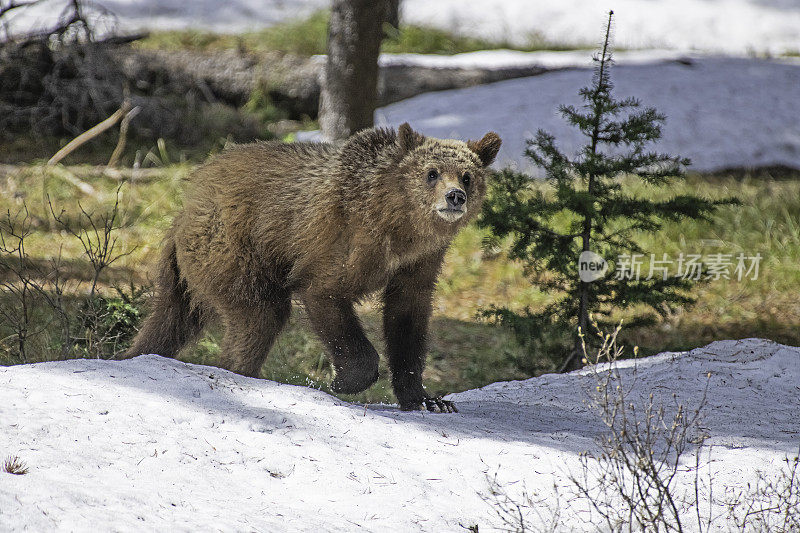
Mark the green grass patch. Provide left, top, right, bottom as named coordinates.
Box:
left=136, top=10, right=591, bottom=57
left=2, top=165, right=799, bottom=402
left=136, top=11, right=330, bottom=56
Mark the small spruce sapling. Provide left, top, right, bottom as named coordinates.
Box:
left=479, top=11, right=735, bottom=372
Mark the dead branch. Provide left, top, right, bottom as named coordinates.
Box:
left=47, top=99, right=131, bottom=166
left=0, top=164, right=175, bottom=182
left=48, top=182, right=136, bottom=298
left=107, top=105, right=141, bottom=168
left=46, top=165, right=96, bottom=196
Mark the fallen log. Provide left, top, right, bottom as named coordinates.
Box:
left=0, top=164, right=178, bottom=183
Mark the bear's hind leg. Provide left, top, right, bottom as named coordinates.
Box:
left=303, top=296, right=379, bottom=394
left=218, top=297, right=291, bottom=378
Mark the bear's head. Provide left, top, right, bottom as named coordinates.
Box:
left=394, top=123, right=501, bottom=232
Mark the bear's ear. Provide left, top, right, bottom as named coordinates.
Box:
left=467, top=132, right=502, bottom=167
left=397, top=122, right=425, bottom=153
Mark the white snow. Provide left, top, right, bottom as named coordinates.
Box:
left=377, top=48, right=693, bottom=70
left=0, top=0, right=329, bottom=38
left=400, top=0, right=800, bottom=56
left=2, top=338, right=799, bottom=531
left=3, top=0, right=799, bottom=55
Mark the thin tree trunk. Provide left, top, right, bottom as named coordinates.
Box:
left=562, top=246, right=590, bottom=373
left=575, top=196, right=593, bottom=369
left=385, top=0, right=400, bottom=33
left=561, top=16, right=614, bottom=373
left=562, top=173, right=594, bottom=372
left=319, top=0, right=389, bottom=141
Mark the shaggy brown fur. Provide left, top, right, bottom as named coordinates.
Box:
left=126, top=123, right=501, bottom=412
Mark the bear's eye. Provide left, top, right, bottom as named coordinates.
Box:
left=462, top=172, right=472, bottom=187
left=427, top=169, right=439, bottom=183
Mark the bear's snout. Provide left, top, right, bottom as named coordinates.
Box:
left=444, top=188, right=466, bottom=210
left=435, top=187, right=467, bottom=222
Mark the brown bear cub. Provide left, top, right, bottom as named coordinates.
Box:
left=126, top=123, right=501, bottom=412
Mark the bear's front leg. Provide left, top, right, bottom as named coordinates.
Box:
left=303, top=295, right=380, bottom=394
left=383, top=252, right=457, bottom=413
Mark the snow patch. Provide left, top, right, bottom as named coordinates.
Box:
left=378, top=48, right=693, bottom=70
left=3, top=0, right=799, bottom=54
left=2, top=338, right=799, bottom=530
left=400, top=0, right=800, bottom=56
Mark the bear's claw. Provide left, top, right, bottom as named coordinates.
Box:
left=401, top=397, right=458, bottom=413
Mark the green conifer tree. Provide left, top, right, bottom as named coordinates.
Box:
left=479, top=11, right=734, bottom=372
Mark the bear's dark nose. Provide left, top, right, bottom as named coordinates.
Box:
left=445, top=188, right=466, bottom=209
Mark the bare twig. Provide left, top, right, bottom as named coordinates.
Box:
left=107, top=105, right=141, bottom=168
left=47, top=99, right=131, bottom=166
left=48, top=182, right=135, bottom=299
left=486, top=327, right=800, bottom=532
left=0, top=204, right=65, bottom=362
left=725, top=446, right=800, bottom=531
left=0, top=206, right=35, bottom=362
left=567, top=323, right=710, bottom=532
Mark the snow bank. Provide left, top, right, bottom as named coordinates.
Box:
left=401, top=0, right=800, bottom=56
left=3, top=0, right=800, bottom=54
left=0, top=0, right=328, bottom=37
left=378, top=48, right=692, bottom=70
left=371, top=55, right=800, bottom=173
left=3, top=0, right=799, bottom=55
left=2, top=338, right=798, bottom=531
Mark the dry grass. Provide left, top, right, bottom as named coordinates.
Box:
left=3, top=455, right=28, bottom=475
